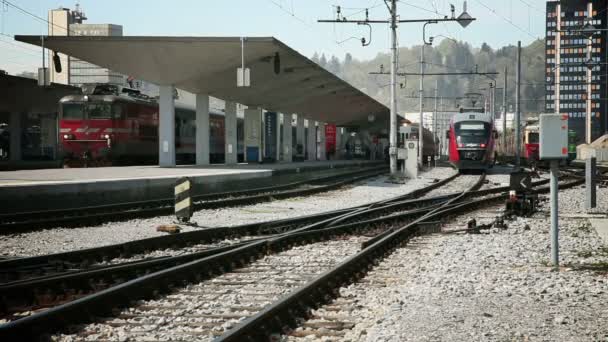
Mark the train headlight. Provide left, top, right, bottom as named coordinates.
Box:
left=103, top=134, right=110, bottom=139
left=63, top=134, right=69, bottom=139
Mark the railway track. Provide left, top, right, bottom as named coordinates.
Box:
left=0, top=173, right=461, bottom=323
left=0, top=171, right=574, bottom=341
left=216, top=176, right=585, bottom=341
left=0, top=166, right=386, bottom=234
left=0, top=172, right=504, bottom=339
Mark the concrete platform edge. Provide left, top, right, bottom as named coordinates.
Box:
left=2, top=160, right=384, bottom=213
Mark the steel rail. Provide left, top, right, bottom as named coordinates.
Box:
left=0, top=192, right=461, bottom=316
left=216, top=177, right=585, bottom=341
left=0, top=172, right=466, bottom=338
left=0, top=174, right=566, bottom=339
left=0, top=171, right=459, bottom=278
left=0, top=197, right=455, bottom=338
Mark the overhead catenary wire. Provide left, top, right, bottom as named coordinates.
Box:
left=473, top=0, right=540, bottom=40
left=2, top=0, right=76, bottom=35
left=263, top=0, right=374, bottom=81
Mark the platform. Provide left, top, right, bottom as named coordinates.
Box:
left=0, top=160, right=384, bottom=213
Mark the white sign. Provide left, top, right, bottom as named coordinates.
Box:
left=237, top=67, right=250, bottom=87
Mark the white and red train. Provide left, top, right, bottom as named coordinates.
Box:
left=447, top=111, right=497, bottom=171
left=59, top=84, right=243, bottom=165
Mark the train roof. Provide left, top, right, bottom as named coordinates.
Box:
left=451, top=112, right=493, bottom=124
left=58, top=94, right=222, bottom=114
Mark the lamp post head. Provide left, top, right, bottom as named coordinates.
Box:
left=457, top=1, right=473, bottom=28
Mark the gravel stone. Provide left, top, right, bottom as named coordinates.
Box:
left=317, top=186, right=608, bottom=342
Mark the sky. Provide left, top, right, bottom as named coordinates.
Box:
left=0, top=0, right=547, bottom=75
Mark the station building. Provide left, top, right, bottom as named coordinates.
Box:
left=0, top=73, right=80, bottom=169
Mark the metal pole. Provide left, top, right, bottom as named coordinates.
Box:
left=440, top=96, right=444, bottom=158
left=41, top=35, right=46, bottom=86
left=389, top=0, right=398, bottom=174
left=515, top=41, right=522, bottom=169
left=492, top=83, right=496, bottom=122
left=502, top=66, right=507, bottom=150
left=433, top=79, right=438, bottom=162
left=586, top=157, right=597, bottom=209
left=550, top=159, right=559, bottom=267
left=419, top=44, right=424, bottom=168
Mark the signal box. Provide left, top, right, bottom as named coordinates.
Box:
left=539, top=114, right=569, bottom=160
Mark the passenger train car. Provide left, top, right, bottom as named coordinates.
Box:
left=447, top=112, right=497, bottom=171
left=59, top=84, right=243, bottom=165
left=523, top=124, right=540, bottom=164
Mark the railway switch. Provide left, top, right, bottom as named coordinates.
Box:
left=506, top=171, right=538, bottom=217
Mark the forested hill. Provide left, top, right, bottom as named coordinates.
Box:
left=312, top=39, right=545, bottom=113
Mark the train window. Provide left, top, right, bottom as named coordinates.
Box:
left=111, top=104, right=125, bottom=119
left=528, top=132, right=539, bottom=144
left=62, top=103, right=85, bottom=119
left=455, top=122, right=490, bottom=145
left=87, top=103, right=112, bottom=119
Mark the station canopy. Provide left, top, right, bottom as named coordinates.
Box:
left=16, top=35, right=388, bottom=127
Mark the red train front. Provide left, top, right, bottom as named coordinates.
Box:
left=523, top=124, right=540, bottom=164
left=59, top=95, right=122, bottom=166
left=447, top=112, right=497, bottom=171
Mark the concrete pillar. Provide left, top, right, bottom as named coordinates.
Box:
left=195, top=94, right=210, bottom=165
left=159, top=85, right=176, bottom=167
left=335, top=127, right=343, bottom=160
left=244, top=108, right=263, bottom=163
left=296, top=115, right=304, bottom=159
left=9, top=111, right=21, bottom=162
left=307, top=120, right=316, bottom=161
left=318, top=122, right=326, bottom=160
left=225, top=101, right=238, bottom=165
left=275, top=113, right=281, bottom=162
left=282, top=114, right=293, bottom=162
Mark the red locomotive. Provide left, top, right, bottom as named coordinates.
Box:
left=59, top=84, right=243, bottom=166
left=447, top=111, right=497, bottom=171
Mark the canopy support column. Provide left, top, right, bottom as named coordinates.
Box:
left=282, top=114, right=292, bottom=162
left=9, top=111, right=21, bottom=162
left=307, top=120, right=316, bottom=161
left=296, top=115, right=304, bottom=160
left=225, top=101, right=238, bottom=165
left=335, top=127, right=343, bottom=160
left=195, top=93, right=210, bottom=165
left=318, top=122, right=326, bottom=161
left=158, top=85, right=176, bottom=167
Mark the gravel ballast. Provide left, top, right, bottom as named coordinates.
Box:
left=0, top=167, right=456, bottom=257
left=299, top=185, right=608, bottom=342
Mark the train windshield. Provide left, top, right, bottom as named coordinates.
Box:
left=62, top=103, right=85, bottom=120
left=455, top=121, right=490, bottom=145
left=87, top=103, right=113, bottom=119
left=528, top=132, right=539, bottom=144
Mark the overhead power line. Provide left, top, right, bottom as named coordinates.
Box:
left=473, top=0, right=540, bottom=40
left=3, top=0, right=75, bottom=35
